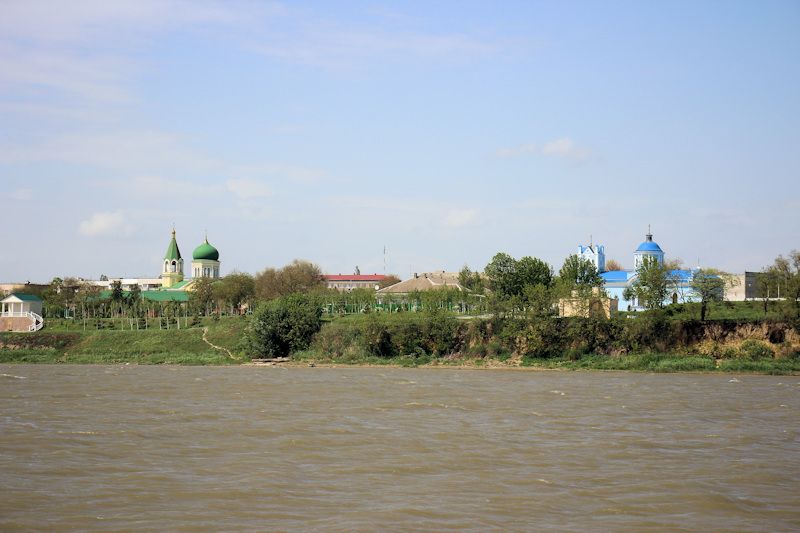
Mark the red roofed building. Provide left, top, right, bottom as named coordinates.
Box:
left=324, top=273, right=387, bottom=292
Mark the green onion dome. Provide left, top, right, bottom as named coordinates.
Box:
left=192, top=238, right=219, bottom=261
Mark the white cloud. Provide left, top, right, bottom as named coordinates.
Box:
left=444, top=209, right=478, bottom=228
left=0, top=1, right=255, bottom=106
left=226, top=178, right=273, bottom=199
left=0, top=42, right=134, bottom=103
left=541, top=138, right=590, bottom=160
left=496, top=138, right=590, bottom=160
left=79, top=211, right=134, bottom=237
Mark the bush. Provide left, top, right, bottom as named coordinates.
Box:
left=717, top=346, right=739, bottom=359
left=363, top=317, right=394, bottom=357
left=391, top=320, right=426, bottom=356
left=422, top=309, right=460, bottom=356
left=247, top=294, right=322, bottom=357
left=738, top=339, right=774, bottom=360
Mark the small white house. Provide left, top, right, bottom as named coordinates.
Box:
left=1, top=293, right=44, bottom=332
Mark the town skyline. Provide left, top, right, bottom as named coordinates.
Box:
left=2, top=1, right=798, bottom=281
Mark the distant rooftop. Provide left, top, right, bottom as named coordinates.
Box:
left=324, top=274, right=386, bottom=282
left=377, top=272, right=463, bottom=294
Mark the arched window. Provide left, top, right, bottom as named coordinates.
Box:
left=171, top=260, right=177, bottom=273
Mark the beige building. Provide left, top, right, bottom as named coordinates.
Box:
left=724, top=272, right=769, bottom=301
left=324, top=274, right=387, bottom=292
left=558, top=288, right=619, bottom=319
left=377, top=272, right=465, bottom=295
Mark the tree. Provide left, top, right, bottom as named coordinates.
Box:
left=624, top=257, right=669, bottom=310
left=516, top=256, right=553, bottom=289
left=458, top=265, right=484, bottom=293
left=214, top=271, right=255, bottom=314
left=690, top=268, right=726, bottom=320
left=558, top=254, right=602, bottom=289
left=485, top=253, right=553, bottom=300
left=110, top=280, right=124, bottom=302
left=128, top=284, right=141, bottom=304
left=484, top=253, right=518, bottom=298
left=604, top=259, right=624, bottom=271
left=522, top=283, right=555, bottom=318
left=247, top=293, right=322, bottom=357
left=254, top=260, right=325, bottom=301
left=770, top=250, right=800, bottom=318
left=190, top=277, right=215, bottom=315
left=42, top=277, right=66, bottom=318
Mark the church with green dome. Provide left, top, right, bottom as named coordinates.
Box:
left=88, top=228, right=224, bottom=303
left=160, top=229, right=221, bottom=289
left=191, top=236, right=221, bottom=280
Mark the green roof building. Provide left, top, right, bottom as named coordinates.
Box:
left=191, top=235, right=221, bottom=279
left=161, top=228, right=185, bottom=288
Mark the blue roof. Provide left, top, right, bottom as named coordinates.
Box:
left=668, top=269, right=694, bottom=282
left=635, top=241, right=663, bottom=253
left=600, top=270, right=634, bottom=282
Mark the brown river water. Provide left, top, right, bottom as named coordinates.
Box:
left=1, top=365, right=798, bottom=532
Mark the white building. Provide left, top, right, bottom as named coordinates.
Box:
left=578, top=243, right=606, bottom=273
left=1, top=293, right=44, bottom=332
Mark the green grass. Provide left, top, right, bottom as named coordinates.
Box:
left=292, top=347, right=434, bottom=367
left=659, top=300, right=785, bottom=321
left=521, top=352, right=799, bottom=374
left=524, top=353, right=714, bottom=372
left=0, top=320, right=244, bottom=365
left=204, top=318, right=248, bottom=356
left=718, top=358, right=800, bottom=375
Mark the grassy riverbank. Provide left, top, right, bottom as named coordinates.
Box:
left=2, top=314, right=799, bottom=374
left=290, top=349, right=800, bottom=374
left=291, top=313, right=800, bottom=374
left=0, top=320, right=246, bottom=365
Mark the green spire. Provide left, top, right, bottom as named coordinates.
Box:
left=164, top=228, right=182, bottom=260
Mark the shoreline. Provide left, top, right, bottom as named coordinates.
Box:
left=2, top=360, right=796, bottom=376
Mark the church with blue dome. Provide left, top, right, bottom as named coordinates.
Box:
left=579, top=229, right=698, bottom=311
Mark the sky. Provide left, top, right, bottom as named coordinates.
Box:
left=1, top=0, right=798, bottom=282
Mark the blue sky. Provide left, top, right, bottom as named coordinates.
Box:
left=1, top=0, right=798, bottom=282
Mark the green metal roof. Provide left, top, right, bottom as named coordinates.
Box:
left=192, top=239, right=219, bottom=261
left=98, top=290, right=189, bottom=302
left=168, top=280, right=192, bottom=290
left=164, top=229, right=182, bottom=261
left=140, top=291, right=189, bottom=302
left=7, top=293, right=42, bottom=302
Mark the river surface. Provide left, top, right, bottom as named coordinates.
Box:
left=1, top=365, right=798, bottom=532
